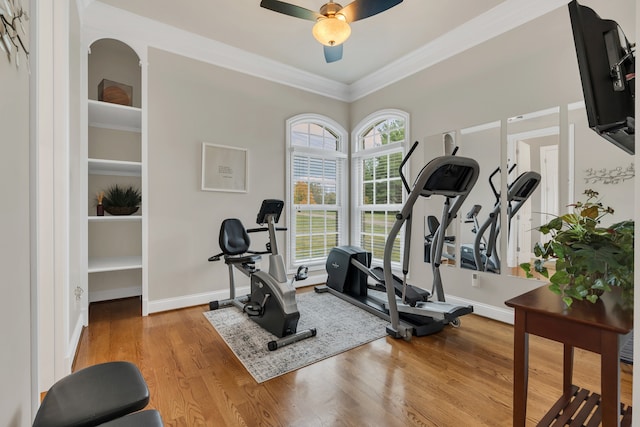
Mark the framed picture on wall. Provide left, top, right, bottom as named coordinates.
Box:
left=201, top=142, right=248, bottom=193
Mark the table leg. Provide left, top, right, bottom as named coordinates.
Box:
left=562, top=343, right=574, bottom=396
left=601, top=332, right=620, bottom=427
left=513, top=309, right=529, bottom=427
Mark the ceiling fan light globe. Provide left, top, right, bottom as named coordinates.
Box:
left=312, top=16, right=351, bottom=47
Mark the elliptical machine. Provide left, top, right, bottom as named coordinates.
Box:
left=459, top=165, right=541, bottom=272
left=319, top=142, right=481, bottom=340
left=208, top=199, right=316, bottom=351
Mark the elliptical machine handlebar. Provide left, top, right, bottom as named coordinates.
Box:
left=400, top=141, right=420, bottom=193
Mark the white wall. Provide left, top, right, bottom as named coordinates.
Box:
left=0, top=2, right=32, bottom=425
left=350, top=0, right=635, bottom=319
left=146, top=48, right=349, bottom=309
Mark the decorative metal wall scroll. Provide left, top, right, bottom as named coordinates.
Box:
left=584, top=163, right=635, bottom=185
left=0, top=0, right=29, bottom=68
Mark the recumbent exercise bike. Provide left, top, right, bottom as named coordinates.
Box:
left=208, top=199, right=316, bottom=351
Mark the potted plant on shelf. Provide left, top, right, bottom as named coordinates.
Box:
left=99, top=184, right=142, bottom=216
left=520, top=189, right=634, bottom=307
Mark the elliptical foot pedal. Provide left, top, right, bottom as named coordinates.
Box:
left=444, top=306, right=474, bottom=321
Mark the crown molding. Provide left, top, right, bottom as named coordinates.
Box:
left=348, top=0, right=571, bottom=101
left=82, top=2, right=350, bottom=102
left=82, top=0, right=570, bottom=104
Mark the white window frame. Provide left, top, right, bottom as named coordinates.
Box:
left=351, top=109, right=410, bottom=268
left=286, top=113, right=348, bottom=272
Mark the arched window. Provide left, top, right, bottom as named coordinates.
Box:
left=286, top=114, right=348, bottom=270
left=351, top=109, right=410, bottom=267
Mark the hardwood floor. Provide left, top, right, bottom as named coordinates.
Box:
left=74, top=290, right=632, bottom=426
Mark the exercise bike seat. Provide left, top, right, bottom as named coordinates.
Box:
left=33, top=361, right=152, bottom=427
left=217, top=218, right=262, bottom=266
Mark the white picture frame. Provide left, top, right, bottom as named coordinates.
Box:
left=201, top=142, right=248, bottom=193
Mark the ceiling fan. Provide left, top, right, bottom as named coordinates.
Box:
left=260, top=0, right=403, bottom=63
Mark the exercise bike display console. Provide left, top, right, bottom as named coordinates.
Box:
left=208, top=199, right=316, bottom=351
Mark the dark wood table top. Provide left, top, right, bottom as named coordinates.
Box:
left=505, top=285, right=633, bottom=335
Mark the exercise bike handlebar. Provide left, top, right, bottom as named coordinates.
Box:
left=246, top=226, right=287, bottom=233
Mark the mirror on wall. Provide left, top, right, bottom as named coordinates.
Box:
left=422, top=102, right=634, bottom=282
left=456, top=121, right=501, bottom=274
left=505, top=107, right=559, bottom=278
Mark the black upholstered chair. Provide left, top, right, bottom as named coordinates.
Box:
left=32, top=361, right=163, bottom=427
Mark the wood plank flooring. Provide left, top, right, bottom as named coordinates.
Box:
left=73, top=291, right=632, bottom=426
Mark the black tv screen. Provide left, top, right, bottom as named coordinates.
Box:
left=568, top=0, right=635, bottom=154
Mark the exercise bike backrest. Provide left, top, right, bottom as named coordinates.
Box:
left=219, top=218, right=251, bottom=256
left=209, top=200, right=287, bottom=263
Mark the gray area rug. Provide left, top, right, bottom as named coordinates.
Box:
left=204, top=290, right=389, bottom=383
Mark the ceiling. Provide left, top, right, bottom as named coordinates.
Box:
left=88, top=0, right=569, bottom=86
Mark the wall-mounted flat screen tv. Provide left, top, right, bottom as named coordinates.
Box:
left=568, top=0, right=635, bottom=154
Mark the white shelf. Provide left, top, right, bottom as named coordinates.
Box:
left=88, top=158, right=142, bottom=176
left=88, top=215, right=142, bottom=222
left=88, top=256, right=142, bottom=273
left=88, top=99, right=141, bottom=132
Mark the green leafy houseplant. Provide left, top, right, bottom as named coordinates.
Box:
left=100, top=184, right=142, bottom=215
left=520, top=189, right=634, bottom=307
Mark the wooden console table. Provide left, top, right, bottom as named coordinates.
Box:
left=505, top=286, right=633, bottom=426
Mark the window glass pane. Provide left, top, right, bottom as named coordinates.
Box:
left=309, top=134, right=324, bottom=149
left=296, top=210, right=310, bottom=234
left=296, top=235, right=310, bottom=259
left=361, top=211, right=372, bottom=234
left=363, top=158, right=374, bottom=181
left=389, top=152, right=402, bottom=178
left=389, top=179, right=403, bottom=204
left=374, top=155, right=388, bottom=180
left=326, top=233, right=338, bottom=251
left=326, top=211, right=338, bottom=232
left=311, top=236, right=326, bottom=258
left=373, top=211, right=386, bottom=234
left=324, top=183, right=337, bottom=205
left=374, top=182, right=388, bottom=204
left=389, top=120, right=405, bottom=143
left=309, top=123, right=323, bottom=136
left=372, top=235, right=386, bottom=259
left=387, top=211, right=399, bottom=232
left=360, top=234, right=372, bottom=252
left=363, top=183, right=374, bottom=205
left=311, top=212, right=325, bottom=233
left=294, top=181, right=309, bottom=204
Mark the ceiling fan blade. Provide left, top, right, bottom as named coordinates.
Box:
left=324, top=45, right=343, bottom=63
left=260, top=0, right=322, bottom=21
left=338, top=0, right=403, bottom=23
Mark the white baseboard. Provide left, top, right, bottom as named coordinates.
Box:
left=66, top=315, right=85, bottom=372
left=147, top=286, right=250, bottom=314
left=446, top=294, right=514, bottom=325
left=89, top=286, right=142, bottom=303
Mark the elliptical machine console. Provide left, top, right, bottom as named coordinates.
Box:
left=208, top=199, right=316, bottom=351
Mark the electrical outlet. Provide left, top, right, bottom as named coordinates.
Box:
left=471, top=273, right=479, bottom=288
